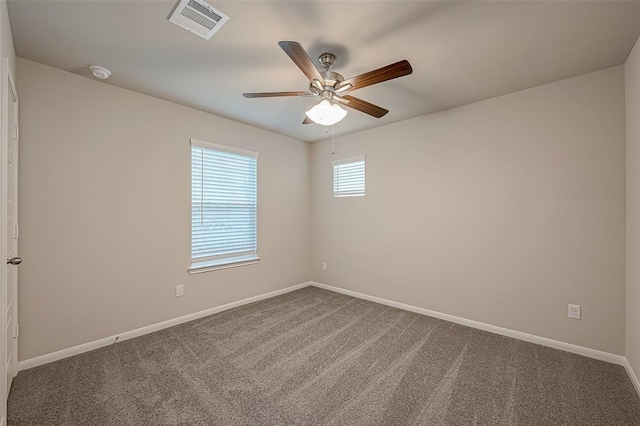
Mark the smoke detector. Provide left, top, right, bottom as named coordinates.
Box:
left=89, top=65, right=111, bottom=80
left=168, top=0, right=229, bottom=40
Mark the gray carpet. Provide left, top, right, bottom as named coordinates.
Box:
left=7, top=286, right=640, bottom=425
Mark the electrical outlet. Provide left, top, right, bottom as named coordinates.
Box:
left=568, top=304, right=581, bottom=320
left=176, top=284, right=184, bottom=297
left=322, top=262, right=328, bottom=271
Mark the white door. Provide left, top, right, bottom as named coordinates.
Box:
left=4, top=59, right=18, bottom=394
left=0, top=58, right=19, bottom=425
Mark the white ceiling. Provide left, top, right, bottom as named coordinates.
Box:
left=7, top=1, right=640, bottom=143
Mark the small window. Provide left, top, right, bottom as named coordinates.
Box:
left=333, top=155, right=365, bottom=197
left=189, top=139, right=259, bottom=273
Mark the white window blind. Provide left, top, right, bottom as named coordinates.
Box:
left=333, top=155, right=365, bottom=197
left=190, top=139, right=259, bottom=271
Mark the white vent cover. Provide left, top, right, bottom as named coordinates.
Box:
left=169, top=0, right=229, bottom=40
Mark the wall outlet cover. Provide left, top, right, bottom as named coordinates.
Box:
left=176, top=285, right=185, bottom=297
left=568, top=304, right=581, bottom=320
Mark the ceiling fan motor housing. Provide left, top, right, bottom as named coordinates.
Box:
left=309, top=69, right=345, bottom=96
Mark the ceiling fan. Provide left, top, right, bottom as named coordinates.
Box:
left=243, top=41, right=413, bottom=126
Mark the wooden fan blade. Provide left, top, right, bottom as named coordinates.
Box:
left=340, top=60, right=412, bottom=92
left=341, top=95, right=389, bottom=118
left=243, top=91, right=314, bottom=98
left=303, top=116, right=313, bottom=125
left=278, top=41, right=325, bottom=85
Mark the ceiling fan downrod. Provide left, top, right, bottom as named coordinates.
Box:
left=318, top=52, right=336, bottom=70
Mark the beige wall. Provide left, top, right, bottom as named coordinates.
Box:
left=13, top=54, right=631, bottom=361
left=311, top=66, right=626, bottom=355
left=16, top=58, right=311, bottom=361
left=626, top=36, right=640, bottom=376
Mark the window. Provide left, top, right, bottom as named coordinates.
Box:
left=333, top=155, right=365, bottom=197
left=189, top=139, right=259, bottom=273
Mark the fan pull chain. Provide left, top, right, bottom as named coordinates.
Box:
left=332, top=125, right=335, bottom=156
left=200, top=149, right=204, bottom=225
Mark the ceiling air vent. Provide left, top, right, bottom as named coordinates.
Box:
left=169, top=0, right=229, bottom=40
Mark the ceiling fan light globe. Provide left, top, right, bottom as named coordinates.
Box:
left=305, top=99, right=347, bottom=126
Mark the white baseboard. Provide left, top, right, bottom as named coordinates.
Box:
left=18, top=281, right=313, bottom=371
left=311, top=282, right=626, bottom=366
left=18, top=279, right=634, bottom=384
left=623, top=358, right=640, bottom=397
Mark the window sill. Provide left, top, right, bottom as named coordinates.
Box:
left=188, top=255, right=260, bottom=274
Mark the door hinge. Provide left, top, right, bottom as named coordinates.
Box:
left=13, top=126, right=18, bottom=140
left=13, top=225, right=18, bottom=239
left=14, top=323, right=18, bottom=339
